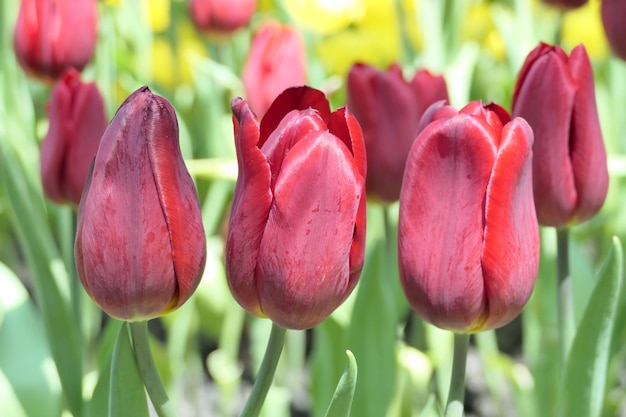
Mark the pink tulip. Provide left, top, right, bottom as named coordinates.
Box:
left=242, top=21, right=307, bottom=119
left=189, top=0, right=257, bottom=33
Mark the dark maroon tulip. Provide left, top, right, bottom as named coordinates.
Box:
left=75, top=87, right=207, bottom=321
left=227, top=86, right=366, bottom=330
left=602, top=0, right=626, bottom=61
left=398, top=101, right=539, bottom=332
left=242, top=21, right=307, bottom=119
left=40, top=68, right=107, bottom=205
left=512, top=43, right=608, bottom=228
left=189, top=0, right=256, bottom=33
left=13, top=0, right=97, bottom=81
left=540, top=0, right=587, bottom=9
left=347, top=63, right=449, bottom=202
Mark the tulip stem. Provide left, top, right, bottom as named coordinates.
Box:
left=444, top=332, right=470, bottom=417
left=240, top=322, right=287, bottom=417
left=556, top=228, right=574, bottom=366
left=129, top=321, right=180, bottom=417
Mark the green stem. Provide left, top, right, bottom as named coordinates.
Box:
left=240, top=322, right=287, bottom=417
left=444, top=332, right=470, bottom=417
left=129, top=321, right=179, bottom=417
left=556, top=228, right=574, bottom=366
left=554, top=11, right=565, bottom=46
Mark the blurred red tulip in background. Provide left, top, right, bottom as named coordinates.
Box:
left=40, top=68, right=107, bottom=205
left=13, top=0, right=98, bottom=80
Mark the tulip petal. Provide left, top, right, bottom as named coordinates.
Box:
left=328, top=107, right=367, bottom=282
left=481, top=118, right=539, bottom=331
left=145, top=92, right=207, bottom=311
left=76, top=90, right=177, bottom=320
left=512, top=46, right=578, bottom=226
left=257, top=130, right=361, bottom=329
left=398, top=114, right=498, bottom=331
left=227, top=98, right=272, bottom=316
left=567, top=45, right=609, bottom=225
left=260, top=86, right=331, bottom=146
left=262, top=108, right=328, bottom=188
left=41, top=78, right=74, bottom=203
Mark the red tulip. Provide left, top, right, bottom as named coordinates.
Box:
left=227, top=86, right=366, bottom=330
left=13, top=0, right=98, bottom=81
left=75, top=87, right=206, bottom=321
left=40, top=68, right=107, bottom=205
left=601, top=0, right=626, bottom=61
left=512, top=43, right=608, bottom=228
left=189, top=0, right=256, bottom=33
left=347, top=63, right=449, bottom=202
left=242, top=21, right=307, bottom=119
left=539, top=0, right=587, bottom=9
left=398, top=101, right=539, bottom=332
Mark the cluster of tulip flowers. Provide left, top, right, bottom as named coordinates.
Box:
left=3, top=0, right=625, bottom=416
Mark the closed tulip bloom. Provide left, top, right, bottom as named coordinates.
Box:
left=398, top=101, right=539, bottom=332
left=189, top=0, right=256, bottom=33
left=75, top=87, right=206, bottom=321
left=13, top=0, right=98, bottom=80
left=512, top=43, right=608, bottom=228
left=602, top=0, right=626, bottom=61
left=242, top=21, right=307, bottom=118
left=227, top=86, right=366, bottom=330
left=41, top=68, right=107, bottom=205
left=347, top=63, right=449, bottom=202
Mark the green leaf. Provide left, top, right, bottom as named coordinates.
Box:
left=0, top=262, right=61, bottom=417
left=347, top=205, right=398, bottom=417
left=311, top=317, right=350, bottom=417
left=109, top=322, right=149, bottom=417
left=559, top=236, right=624, bottom=417
left=323, top=350, right=358, bottom=417
left=0, top=145, right=83, bottom=417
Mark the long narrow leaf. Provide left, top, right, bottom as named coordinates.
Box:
left=0, top=145, right=83, bottom=417
left=324, top=350, right=358, bottom=417
left=559, top=236, right=623, bottom=417
left=109, top=322, right=149, bottom=417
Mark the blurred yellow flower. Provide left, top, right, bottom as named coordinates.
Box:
left=311, top=0, right=402, bottom=77
left=150, top=22, right=209, bottom=88
left=561, top=0, right=608, bottom=60
left=461, top=3, right=507, bottom=61
left=401, top=0, right=423, bottom=53
left=141, top=0, right=171, bottom=33
left=285, top=0, right=365, bottom=35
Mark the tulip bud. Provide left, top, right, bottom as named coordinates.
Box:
left=242, top=21, right=307, bottom=119
left=398, top=101, right=539, bottom=332
left=347, top=62, right=449, bottom=202
left=41, top=68, right=107, bottom=205
left=512, top=43, right=608, bottom=228
left=189, top=0, right=257, bottom=33
left=13, top=0, right=98, bottom=81
left=227, top=86, right=366, bottom=330
left=601, top=0, right=626, bottom=61
left=75, top=87, right=206, bottom=321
